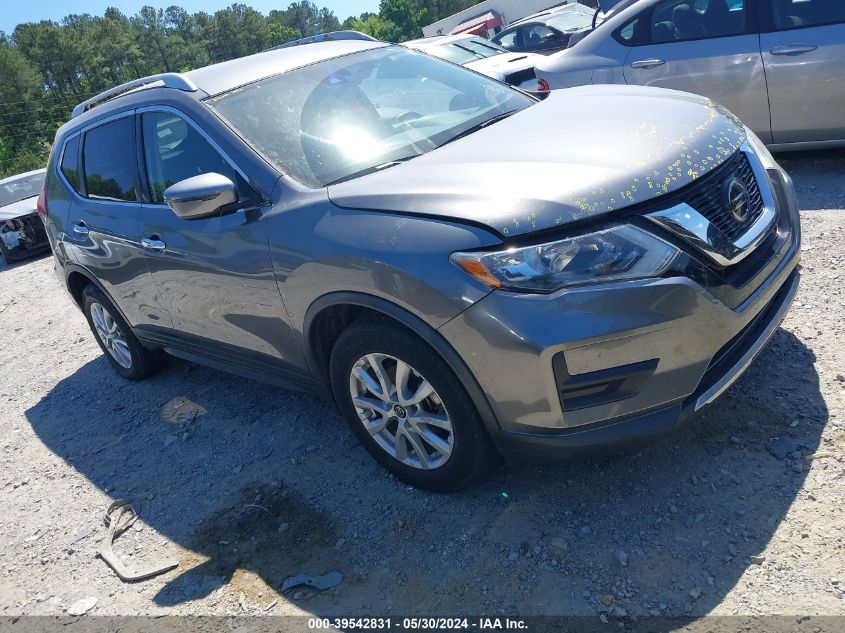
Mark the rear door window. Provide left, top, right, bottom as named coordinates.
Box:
left=648, top=0, right=747, bottom=43
left=83, top=117, right=138, bottom=202
left=769, top=0, right=845, bottom=29
left=60, top=136, right=81, bottom=193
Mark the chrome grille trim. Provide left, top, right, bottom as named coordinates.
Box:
left=645, top=143, right=777, bottom=268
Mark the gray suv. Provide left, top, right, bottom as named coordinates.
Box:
left=42, top=36, right=800, bottom=491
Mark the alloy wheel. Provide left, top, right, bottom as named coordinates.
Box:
left=349, top=353, right=454, bottom=470
left=90, top=302, right=133, bottom=369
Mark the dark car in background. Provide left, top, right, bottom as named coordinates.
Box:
left=0, top=169, right=49, bottom=263
left=491, top=3, right=595, bottom=54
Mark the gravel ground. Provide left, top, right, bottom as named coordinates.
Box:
left=0, top=150, right=843, bottom=623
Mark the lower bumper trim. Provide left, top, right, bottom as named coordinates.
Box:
left=695, top=269, right=799, bottom=410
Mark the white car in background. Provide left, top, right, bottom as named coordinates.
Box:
left=404, top=35, right=550, bottom=93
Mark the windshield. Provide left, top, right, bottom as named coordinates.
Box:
left=208, top=47, right=533, bottom=188
left=0, top=171, right=44, bottom=207
left=546, top=9, right=595, bottom=32
left=425, top=38, right=509, bottom=65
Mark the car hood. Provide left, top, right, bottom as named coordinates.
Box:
left=0, top=196, right=38, bottom=222
left=328, top=85, right=746, bottom=238
left=465, top=52, right=543, bottom=78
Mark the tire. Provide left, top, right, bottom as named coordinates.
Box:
left=330, top=317, right=501, bottom=492
left=81, top=284, right=166, bottom=380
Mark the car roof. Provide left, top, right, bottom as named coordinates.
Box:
left=185, top=39, right=388, bottom=96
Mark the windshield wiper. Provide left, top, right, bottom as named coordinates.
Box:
left=324, top=156, right=417, bottom=187
left=438, top=110, right=519, bottom=148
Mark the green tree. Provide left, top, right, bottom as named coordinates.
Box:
left=379, top=0, right=427, bottom=40
left=347, top=14, right=403, bottom=42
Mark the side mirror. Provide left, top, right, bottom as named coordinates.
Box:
left=163, top=173, right=238, bottom=220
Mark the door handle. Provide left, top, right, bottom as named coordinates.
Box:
left=141, top=236, right=166, bottom=253
left=72, top=221, right=89, bottom=237
left=630, top=59, right=665, bottom=69
left=771, top=44, right=818, bottom=56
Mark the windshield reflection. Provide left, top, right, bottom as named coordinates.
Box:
left=208, top=47, right=534, bottom=188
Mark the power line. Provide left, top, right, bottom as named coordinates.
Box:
left=0, top=118, right=68, bottom=130
left=0, top=90, right=100, bottom=108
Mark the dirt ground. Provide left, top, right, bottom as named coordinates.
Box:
left=0, top=150, right=843, bottom=624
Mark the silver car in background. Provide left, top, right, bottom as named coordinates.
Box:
left=537, top=0, right=845, bottom=150
left=0, top=169, right=50, bottom=263
left=403, top=35, right=549, bottom=93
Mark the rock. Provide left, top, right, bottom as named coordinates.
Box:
left=614, top=550, right=629, bottom=567
left=610, top=607, right=627, bottom=619
left=689, top=587, right=702, bottom=600
left=163, top=435, right=177, bottom=447
left=749, top=555, right=766, bottom=565
left=599, top=594, right=615, bottom=606
left=67, top=596, right=97, bottom=616
left=768, top=437, right=799, bottom=460
left=277, top=522, right=289, bottom=532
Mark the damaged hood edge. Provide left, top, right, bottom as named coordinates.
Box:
left=328, top=85, right=747, bottom=238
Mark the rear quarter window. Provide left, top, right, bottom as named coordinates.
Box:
left=60, top=136, right=81, bottom=193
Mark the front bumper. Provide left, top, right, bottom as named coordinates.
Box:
left=438, top=182, right=801, bottom=459
left=484, top=269, right=798, bottom=460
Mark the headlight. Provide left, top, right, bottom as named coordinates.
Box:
left=451, top=225, right=679, bottom=292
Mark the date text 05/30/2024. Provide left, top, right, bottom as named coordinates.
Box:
left=308, top=618, right=528, bottom=630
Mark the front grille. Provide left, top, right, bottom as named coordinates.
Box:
left=684, top=151, right=765, bottom=242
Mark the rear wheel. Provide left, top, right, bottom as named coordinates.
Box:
left=81, top=285, right=165, bottom=380
left=330, top=317, right=500, bottom=491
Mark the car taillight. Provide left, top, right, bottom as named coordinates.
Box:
left=537, top=78, right=551, bottom=93
left=36, top=189, right=48, bottom=222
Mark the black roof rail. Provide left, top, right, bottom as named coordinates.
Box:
left=71, top=73, right=198, bottom=119
left=266, top=30, right=378, bottom=51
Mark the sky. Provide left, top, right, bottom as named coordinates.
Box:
left=0, top=0, right=380, bottom=34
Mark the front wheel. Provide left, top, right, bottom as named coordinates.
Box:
left=330, top=318, right=500, bottom=492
